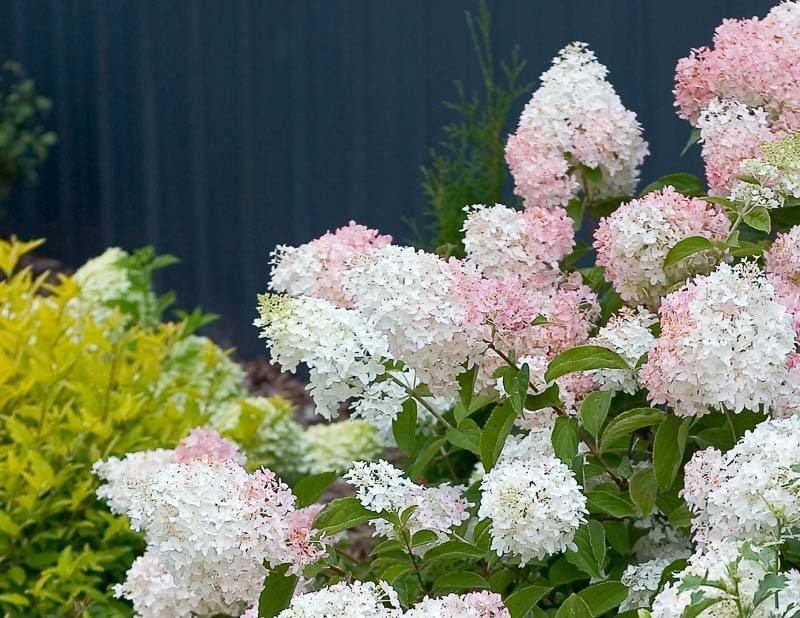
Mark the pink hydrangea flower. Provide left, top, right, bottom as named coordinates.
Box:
left=173, top=427, right=247, bottom=466
left=270, top=221, right=392, bottom=307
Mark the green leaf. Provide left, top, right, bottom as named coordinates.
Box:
left=664, top=236, right=715, bottom=267
left=641, top=173, right=704, bottom=197
left=586, top=491, right=637, bottom=518
left=580, top=391, right=612, bottom=438
left=293, top=471, right=337, bottom=508
left=312, top=497, right=377, bottom=535
left=504, top=362, right=530, bottom=414
left=555, top=594, right=593, bottom=618
left=392, top=399, right=417, bottom=456
left=566, top=522, right=605, bottom=579
left=654, top=416, right=691, bottom=491
left=424, top=540, right=485, bottom=561
left=680, top=597, right=722, bottom=618
left=552, top=416, right=579, bottom=465
left=680, top=128, right=701, bottom=156
left=567, top=197, right=585, bottom=231
left=525, top=384, right=562, bottom=411
left=545, top=346, right=629, bottom=383
left=578, top=581, right=628, bottom=617
left=743, top=206, right=771, bottom=233
left=408, top=436, right=447, bottom=480
left=458, top=364, right=478, bottom=410
left=432, top=571, right=491, bottom=593
left=752, top=573, right=788, bottom=609
left=480, top=401, right=517, bottom=472
left=668, top=504, right=693, bottom=529
left=504, top=585, right=551, bottom=618
left=629, top=467, right=658, bottom=516
left=600, top=408, right=664, bottom=452
left=0, top=511, right=20, bottom=536
left=0, top=593, right=29, bottom=607
left=258, top=564, right=299, bottom=617
left=447, top=419, right=482, bottom=454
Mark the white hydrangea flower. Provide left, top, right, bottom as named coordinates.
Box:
left=344, top=460, right=471, bottom=545
left=641, top=262, right=797, bottom=417
left=620, top=559, right=670, bottom=612
left=682, top=415, right=800, bottom=546
left=276, top=581, right=401, bottom=618
left=505, top=42, right=648, bottom=208
left=403, top=591, right=510, bottom=618
left=350, top=368, right=445, bottom=443
left=651, top=542, right=800, bottom=618
left=112, top=551, right=202, bottom=618
left=729, top=181, right=785, bottom=209
left=478, top=455, right=587, bottom=564
left=303, top=419, right=383, bottom=475
left=342, top=245, right=485, bottom=398
left=255, top=294, right=390, bottom=419
left=589, top=306, right=657, bottom=394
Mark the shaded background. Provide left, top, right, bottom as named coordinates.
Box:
left=0, top=0, right=775, bottom=358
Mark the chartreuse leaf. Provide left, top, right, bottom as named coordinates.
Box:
left=392, top=399, right=418, bottom=456
left=545, top=346, right=629, bottom=383
left=258, top=564, right=298, bottom=617
left=552, top=417, right=579, bottom=465
left=664, top=236, right=715, bottom=267
left=654, top=415, right=691, bottom=490
left=312, top=497, right=377, bottom=535
left=579, top=391, right=612, bottom=437
left=629, top=466, right=658, bottom=516
left=504, top=585, right=551, bottom=618
left=480, top=400, right=517, bottom=472
left=555, top=594, right=593, bottom=618
left=293, top=472, right=337, bottom=508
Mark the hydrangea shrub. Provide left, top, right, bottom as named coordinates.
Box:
left=86, top=2, right=800, bottom=617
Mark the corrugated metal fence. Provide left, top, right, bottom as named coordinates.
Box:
left=0, top=0, right=774, bottom=357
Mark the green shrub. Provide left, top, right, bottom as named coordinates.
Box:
left=0, top=239, right=218, bottom=616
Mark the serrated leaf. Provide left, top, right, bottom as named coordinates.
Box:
left=586, top=491, right=637, bottom=518
left=752, top=573, right=788, bottom=609
left=629, top=467, right=658, bottom=516
left=664, top=236, right=715, bottom=267
left=743, top=206, right=771, bottom=233
left=552, top=417, right=579, bottom=465
left=654, top=416, right=690, bottom=490
left=258, top=564, right=298, bottom=617
left=600, top=408, right=664, bottom=452
left=555, top=594, right=593, bottom=618
left=392, top=399, right=417, bottom=456
left=641, top=173, right=704, bottom=197
left=312, top=497, right=377, bottom=535
left=504, top=585, right=551, bottom=618
left=545, top=346, right=629, bottom=383
left=480, top=401, right=517, bottom=472
left=458, top=364, right=478, bottom=410
left=578, top=581, right=628, bottom=617
left=293, top=471, right=337, bottom=508
left=432, top=571, right=491, bottom=593
left=580, top=391, right=612, bottom=437
left=423, top=540, right=485, bottom=561
left=447, top=418, right=481, bottom=454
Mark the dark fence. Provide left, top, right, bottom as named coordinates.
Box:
left=0, top=0, right=774, bottom=357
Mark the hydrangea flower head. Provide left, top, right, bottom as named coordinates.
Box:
left=506, top=42, right=647, bottom=209
left=403, top=591, right=510, bottom=618
left=478, top=454, right=587, bottom=563
left=640, top=262, right=796, bottom=416
left=593, top=186, right=730, bottom=308
left=276, top=581, right=401, bottom=618
left=270, top=222, right=392, bottom=308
